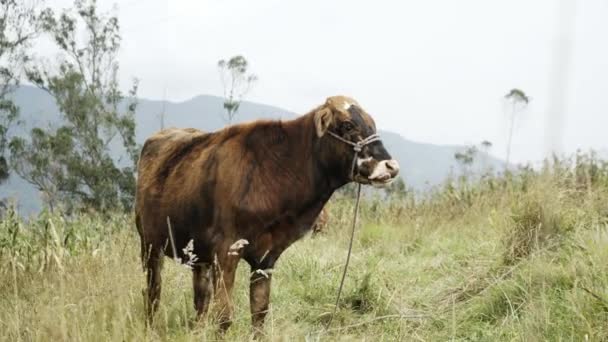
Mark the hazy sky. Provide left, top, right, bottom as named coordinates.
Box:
left=46, top=0, right=608, bottom=164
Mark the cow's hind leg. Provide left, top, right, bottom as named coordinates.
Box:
left=144, top=246, right=164, bottom=324
left=192, top=263, right=214, bottom=322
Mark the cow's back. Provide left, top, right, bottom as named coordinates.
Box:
left=138, top=127, right=206, bottom=172
left=137, top=127, right=208, bottom=193
left=135, top=128, right=209, bottom=245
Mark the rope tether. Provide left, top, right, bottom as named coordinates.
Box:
left=324, top=130, right=381, bottom=329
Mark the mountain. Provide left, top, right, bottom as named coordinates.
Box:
left=1, top=86, right=504, bottom=214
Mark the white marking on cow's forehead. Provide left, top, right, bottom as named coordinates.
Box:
left=343, top=101, right=352, bottom=111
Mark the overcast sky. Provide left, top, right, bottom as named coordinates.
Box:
left=46, top=0, right=608, bottom=164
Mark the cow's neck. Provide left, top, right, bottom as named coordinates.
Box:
left=281, top=113, right=349, bottom=206
left=241, top=114, right=352, bottom=263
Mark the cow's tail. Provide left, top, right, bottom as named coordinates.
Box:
left=135, top=212, right=147, bottom=271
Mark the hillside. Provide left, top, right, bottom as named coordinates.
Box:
left=1, top=86, right=504, bottom=214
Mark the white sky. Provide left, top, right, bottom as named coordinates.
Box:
left=45, top=0, right=608, bottom=164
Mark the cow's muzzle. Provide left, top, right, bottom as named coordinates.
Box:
left=367, top=159, right=400, bottom=188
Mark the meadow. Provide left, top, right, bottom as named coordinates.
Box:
left=1, top=154, right=607, bottom=341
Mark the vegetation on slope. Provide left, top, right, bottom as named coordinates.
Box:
left=1, top=153, right=607, bottom=341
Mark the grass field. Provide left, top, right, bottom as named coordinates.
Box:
left=1, top=156, right=608, bottom=341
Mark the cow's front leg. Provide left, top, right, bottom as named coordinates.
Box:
left=250, top=267, right=272, bottom=338
left=212, top=240, right=244, bottom=332
left=192, top=262, right=214, bottom=322
left=245, top=239, right=280, bottom=339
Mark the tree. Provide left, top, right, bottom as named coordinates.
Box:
left=0, top=0, right=43, bottom=185
left=217, top=55, right=257, bottom=124
left=504, top=88, right=530, bottom=168
left=10, top=0, right=139, bottom=213
left=454, top=145, right=478, bottom=177
left=480, top=140, right=493, bottom=173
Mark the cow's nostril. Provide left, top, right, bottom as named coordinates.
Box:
left=386, top=160, right=400, bottom=174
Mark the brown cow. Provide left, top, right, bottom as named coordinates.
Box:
left=135, top=96, right=399, bottom=335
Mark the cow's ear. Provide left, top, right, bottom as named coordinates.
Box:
left=314, top=108, right=333, bottom=137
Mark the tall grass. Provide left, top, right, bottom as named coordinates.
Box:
left=1, top=153, right=607, bottom=341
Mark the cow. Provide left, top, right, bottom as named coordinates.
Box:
left=135, top=96, right=400, bottom=336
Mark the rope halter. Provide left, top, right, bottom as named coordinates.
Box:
left=326, top=131, right=382, bottom=181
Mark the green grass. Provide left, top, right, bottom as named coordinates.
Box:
left=1, top=157, right=608, bottom=341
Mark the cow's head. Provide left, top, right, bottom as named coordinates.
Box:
left=314, top=96, right=400, bottom=187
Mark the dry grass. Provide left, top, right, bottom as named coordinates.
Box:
left=1, top=155, right=608, bottom=341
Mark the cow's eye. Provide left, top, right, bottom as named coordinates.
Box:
left=342, top=122, right=354, bottom=132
